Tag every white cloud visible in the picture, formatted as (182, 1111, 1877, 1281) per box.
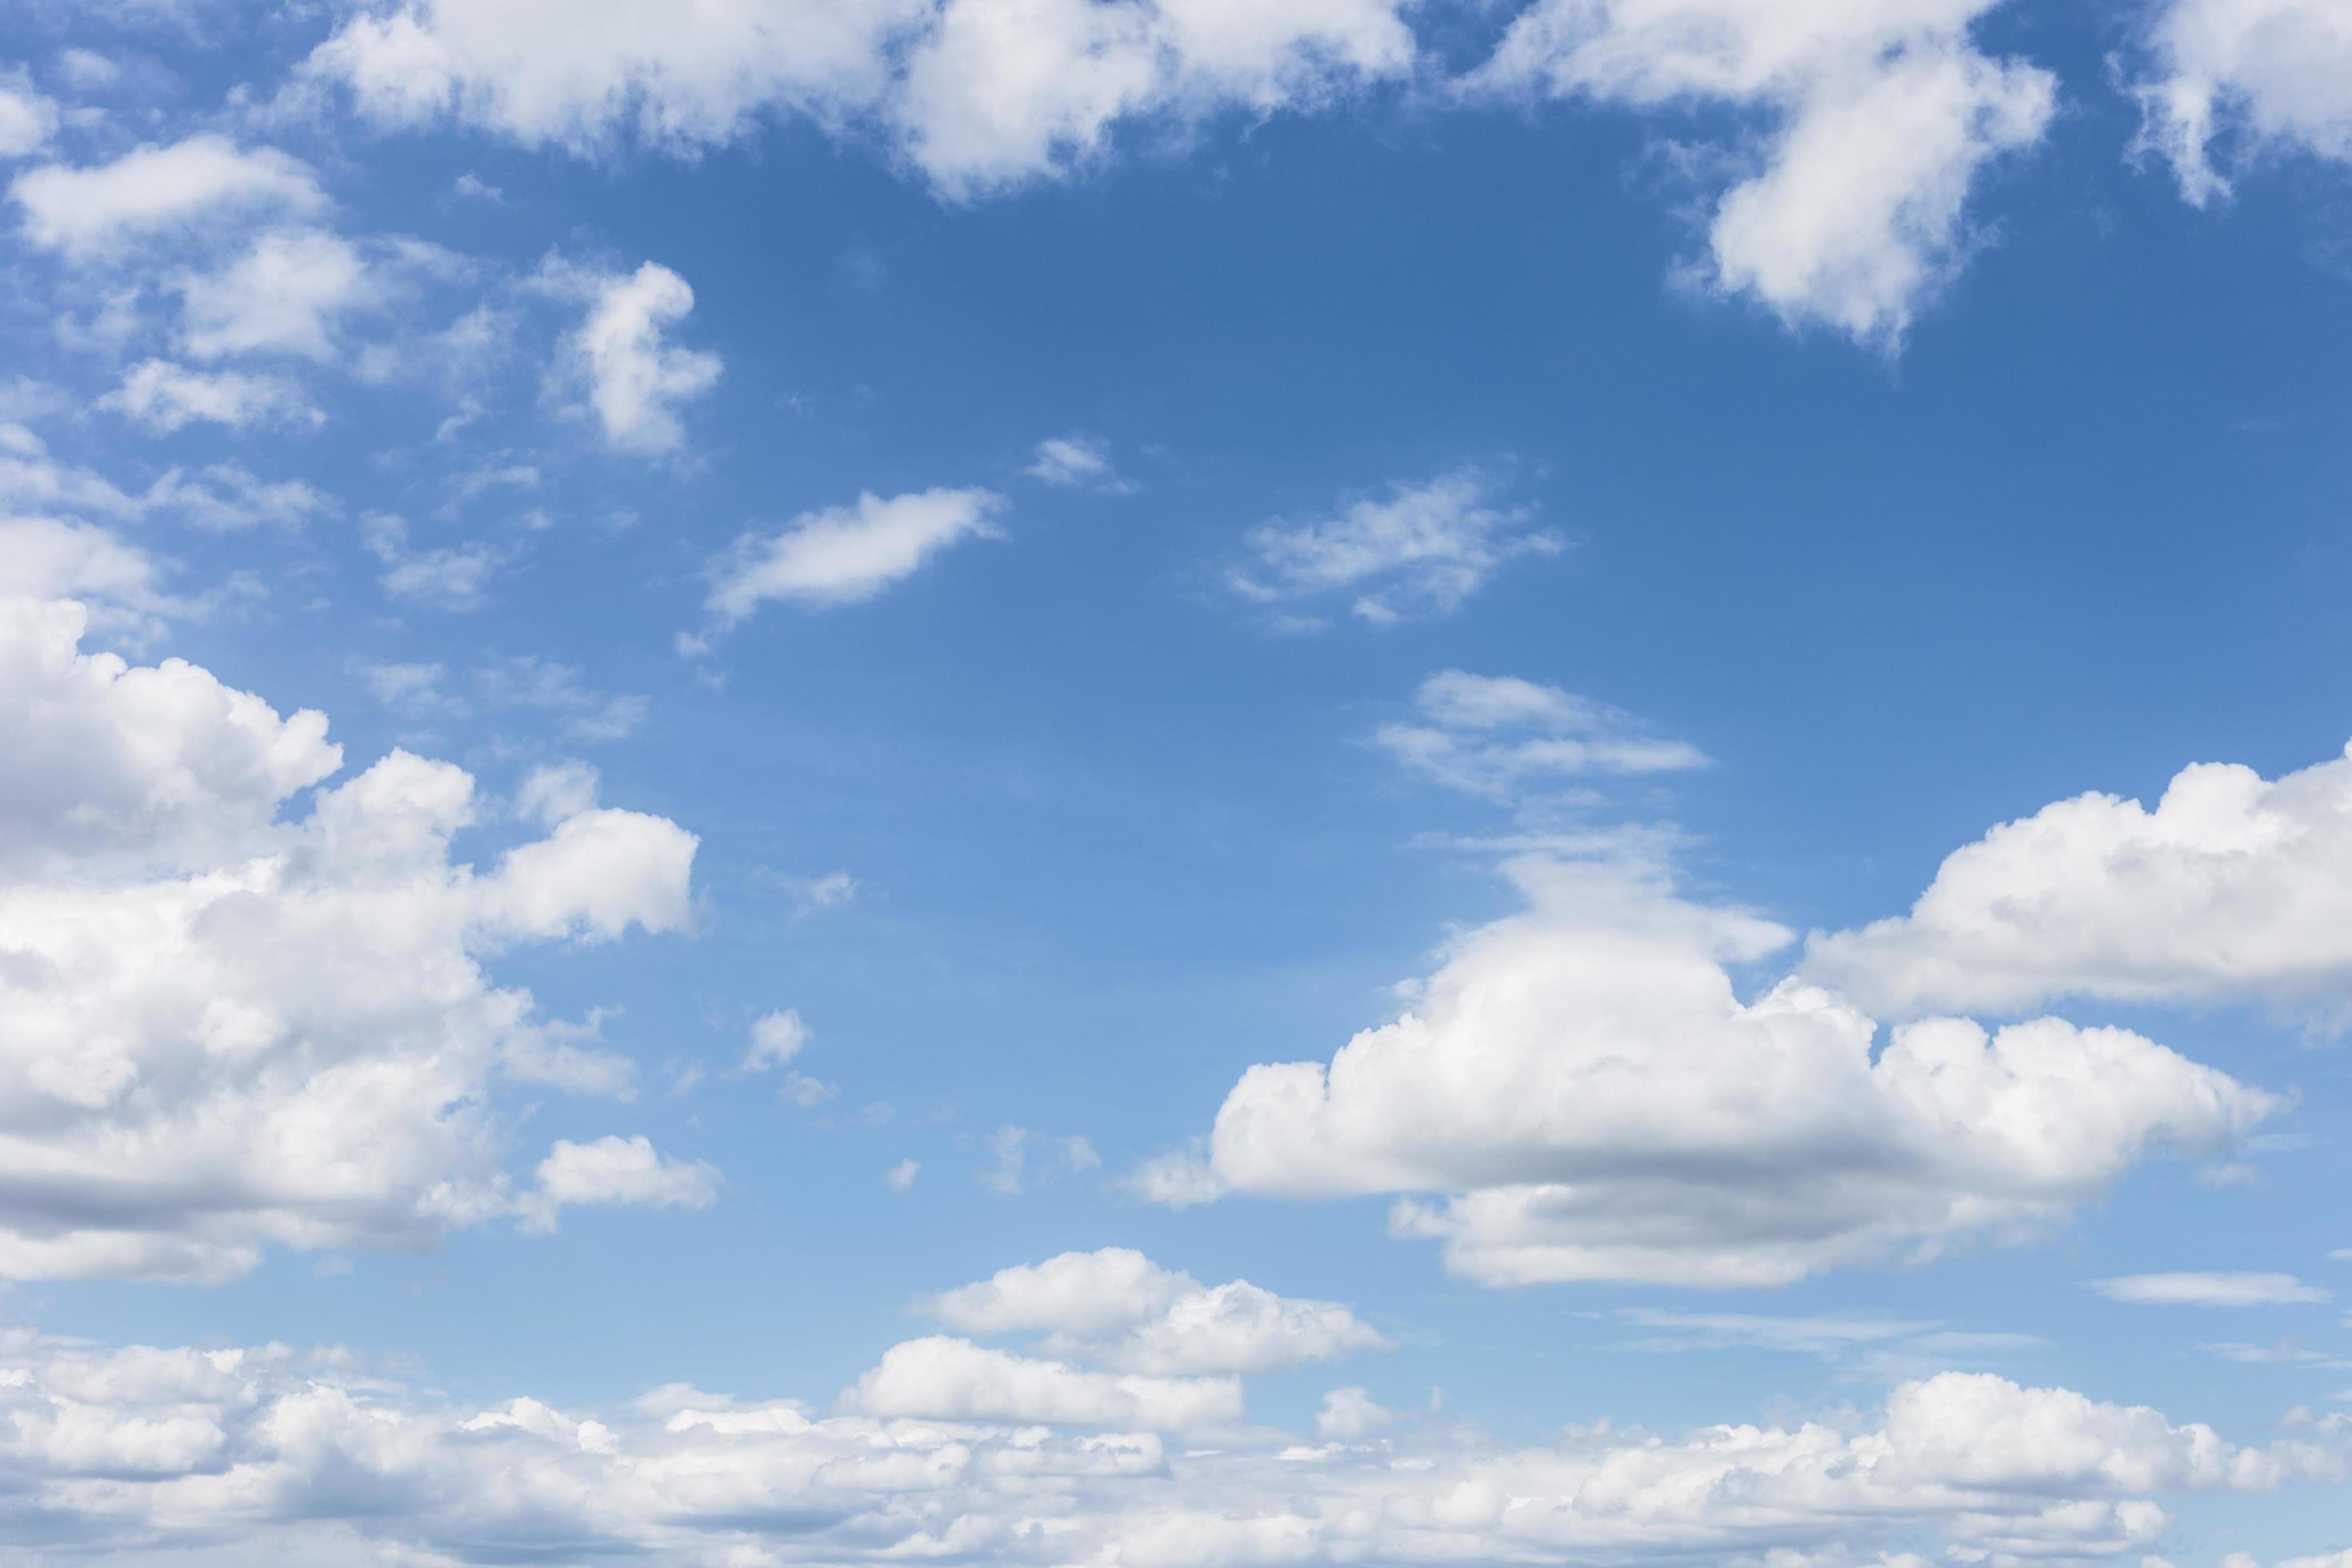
(176, 226, 380, 362)
(1316, 1384, 1393, 1441)
(2093, 1272, 2330, 1307)
(842, 1336, 1245, 1428)
(1375, 670, 1709, 799)
(1150, 853, 2276, 1287)
(10, 134, 325, 257)
(307, 0, 924, 154)
(550, 260, 722, 453)
(883, 1157, 921, 1191)
(518, 1134, 722, 1233)
(0, 594, 705, 1280)
(0, 80, 60, 159)
(99, 358, 321, 432)
(1027, 431, 1135, 492)
(362, 513, 506, 610)
(925, 1247, 1194, 1337)
(706, 486, 1005, 624)
(919, 1247, 1390, 1376)
(743, 1008, 811, 1072)
(892, 0, 1414, 198)
(0, 517, 180, 635)
(306, 0, 1414, 198)
(0, 1328, 2340, 1565)
(1472, 0, 2054, 347)
(1232, 469, 1562, 624)
(2133, 0, 2352, 206)
(1804, 743, 2352, 1020)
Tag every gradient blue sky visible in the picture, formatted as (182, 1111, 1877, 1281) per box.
(0, 2, 2350, 1566)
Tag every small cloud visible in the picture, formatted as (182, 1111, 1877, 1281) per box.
(2090, 1272, 2328, 1307)
(884, 1159, 921, 1193)
(1026, 433, 1137, 494)
(1230, 468, 1561, 626)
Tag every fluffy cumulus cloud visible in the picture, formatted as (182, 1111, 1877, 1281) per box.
(2133, 0, 2352, 205)
(8, 135, 326, 258)
(1804, 743, 2352, 1020)
(0, 1329, 2340, 1565)
(1472, 0, 2054, 347)
(0, 593, 709, 1281)
(1146, 854, 2275, 1287)
(550, 260, 724, 453)
(306, 0, 1414, 197)
(918, 1246, 1390, 1374)
(706, 486, 1006, 624)
(1231, 469, 1562, 626)
(890, 0, 1415, 198)
(1375, 670, 1708, 799)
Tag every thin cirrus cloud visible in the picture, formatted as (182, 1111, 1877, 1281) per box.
(0, 589, 710, 1282)
(1374, 670, 1710, 801)
(1802, 744, 2352, 1020)
(1230, 468, 1562, 626)
(704, 486, 1006, 626)
(1136, 850, 2278, 1288)
(2091, 1272, 2330, 1307)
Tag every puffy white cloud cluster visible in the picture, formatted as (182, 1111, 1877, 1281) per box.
(917, 1246, 1390, 1375)
(1150, 854, 2276, 1286)
(1472, 0, 2055, 347)
(0, 1327, 2338, 1566)
(1231, 469, 1562, 626)
(0, 591, 710, 1281)
(2132, 0, 2352, 205)
(306, 0, 1415, 198)
(1804, 745, 2352, 1019)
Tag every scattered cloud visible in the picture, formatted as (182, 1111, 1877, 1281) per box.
(546, 259, 722, 453)
(706, 486, 1005, 625)
(2093, 1273, 2330, 1308)
(10, 134, 324, 257)
(1231, 469, 1561, 625)
(918, 1246, 1389, 1375)
(1027, 432, 1136, 493)
(1375, 670, 1709, 801)
(99, 358, 321, 432)
(362, 514, 506, 610)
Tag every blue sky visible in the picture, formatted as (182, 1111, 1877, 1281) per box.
(1, 1, 2350, 1565)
